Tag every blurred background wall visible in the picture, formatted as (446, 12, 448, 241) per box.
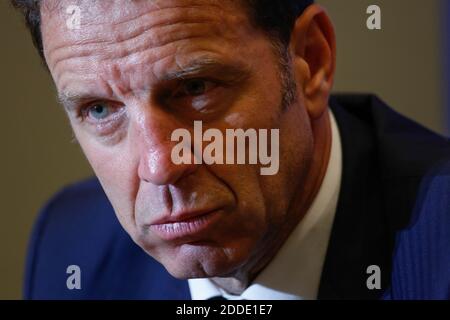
(321, 0, 447, 135)
(0, 0, 448, 299)
(1, 0, 92, 299)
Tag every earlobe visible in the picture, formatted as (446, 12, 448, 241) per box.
(289, 4, 336, 119)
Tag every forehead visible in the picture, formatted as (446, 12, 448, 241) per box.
(41, 0, 249, 37)
(40, 0, 263, 92)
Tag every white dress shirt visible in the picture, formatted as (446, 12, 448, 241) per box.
(189, 110, 343, 300)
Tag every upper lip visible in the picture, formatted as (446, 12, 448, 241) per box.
(150, 208, 221, 225)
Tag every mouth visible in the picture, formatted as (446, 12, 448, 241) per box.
(149, 209, 223, 241)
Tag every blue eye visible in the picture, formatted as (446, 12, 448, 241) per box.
(87, 103, 111, 120)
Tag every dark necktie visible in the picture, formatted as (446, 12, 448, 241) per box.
(207, 296, 228, 300)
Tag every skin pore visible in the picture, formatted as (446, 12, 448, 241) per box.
(40, 0, 335, 295)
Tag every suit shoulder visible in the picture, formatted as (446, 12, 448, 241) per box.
(43, 177, 108, 218)
(28, 177, 116, 244)
(331, 94, 450, 178)
(389, 161, 450, 299)
(24, 177, 120, 299)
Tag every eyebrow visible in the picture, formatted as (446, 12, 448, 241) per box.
(161, 58, 251, 83)
(57, 58, 251, 111)
(57, 92, 102, 112)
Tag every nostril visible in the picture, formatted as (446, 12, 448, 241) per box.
(138, 150, 198, 186)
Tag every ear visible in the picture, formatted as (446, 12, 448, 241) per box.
(289, 4, 336, 120)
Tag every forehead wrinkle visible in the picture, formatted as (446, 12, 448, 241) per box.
(46, 10, 219, 63)
(51, 22, 257, 92)
(52, 33, 220, 88)
(43, 1, 246, 68)
(56, 36, 254, 105)
(58, 75, 115, 106)
(57, 47, 246, 111)
(49, 20, 220, 75)
(46, 9, 253, 85)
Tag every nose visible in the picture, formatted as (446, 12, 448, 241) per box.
(132, 107, 197, 186)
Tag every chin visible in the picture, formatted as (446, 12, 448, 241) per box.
(149, 242, 250, 280)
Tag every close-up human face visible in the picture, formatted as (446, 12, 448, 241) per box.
(41, 0, 315, 280)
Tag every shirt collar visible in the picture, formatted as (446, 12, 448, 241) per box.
(189, 110, 343, 300)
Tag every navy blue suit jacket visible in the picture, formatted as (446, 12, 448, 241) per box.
(24, 94, 450, 300)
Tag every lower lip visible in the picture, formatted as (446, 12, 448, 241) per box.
(149, 210, 222, 241)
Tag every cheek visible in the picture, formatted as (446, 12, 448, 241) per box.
(74, 129, 140, 231)
(270, 105, 314, 214)
(209, 163, 269, 239)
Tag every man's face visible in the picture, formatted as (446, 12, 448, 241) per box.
(41, 0, 314, 279)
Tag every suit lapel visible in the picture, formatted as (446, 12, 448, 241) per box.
(318, 96, 390, 299)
